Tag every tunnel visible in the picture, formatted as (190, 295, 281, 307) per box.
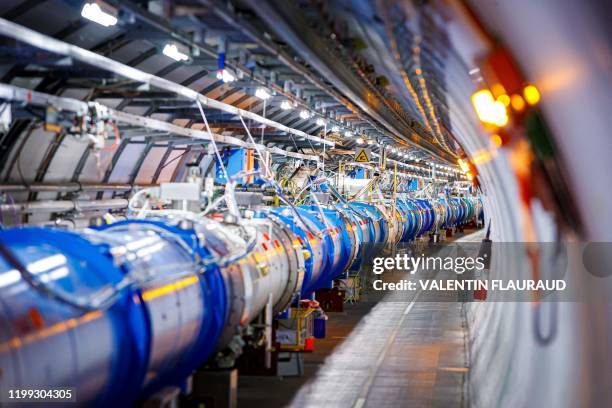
(0, 0, 610, 407)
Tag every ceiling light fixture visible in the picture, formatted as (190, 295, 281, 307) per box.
(163, 43, 189, 62)
(216, 68, 236, 83)
(81, 1, 118, 27)
(255, 87, 272, 100)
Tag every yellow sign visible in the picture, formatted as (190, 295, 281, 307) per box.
(355, 148, 371, 163)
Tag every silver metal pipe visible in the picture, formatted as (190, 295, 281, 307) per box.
(0, 199, 129, 214)
(28, 214, 128, 229)
(0, 183, 144, 193)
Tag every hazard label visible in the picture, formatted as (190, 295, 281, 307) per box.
(355, 148, 372, 163)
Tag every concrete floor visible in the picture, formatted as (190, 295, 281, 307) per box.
(238, 230, 483, 407)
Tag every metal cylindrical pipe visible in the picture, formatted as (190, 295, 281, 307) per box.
(0, 183, 153, 193)
(0, 199, 129, 214)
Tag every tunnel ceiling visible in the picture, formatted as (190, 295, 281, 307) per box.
(0, 0, 467, 190)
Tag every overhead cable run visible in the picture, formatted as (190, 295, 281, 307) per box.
(239, 0, 457, 163)
(196, 0, 395, 144)
(0, 18, 333, 149)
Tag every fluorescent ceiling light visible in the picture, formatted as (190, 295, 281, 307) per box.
(280, 100, 292, 110)
(331, 125, 340, 132)
(255, 87, 272, 100)
(216, 68, 235, 83)
(356, 137, 364, 144)
(316, 118, 326, 126)
(299, 110, 311, 119)
(163, 43, 189, 62)
(81, 1, 118, 27)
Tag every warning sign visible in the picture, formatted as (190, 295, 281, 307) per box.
(355, 148, 372, 163)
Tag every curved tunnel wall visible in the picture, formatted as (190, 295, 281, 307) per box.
(443, 1, 612, 405)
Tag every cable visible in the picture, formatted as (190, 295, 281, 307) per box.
(158, 149, 189, 171)
(261, 99, 266, 144)
(350, 175, 380, 201)
(127, 187, 159, 217)
(102, 122, 120, 152)
(533, 295, 558, 346)
(200, 194, 226, 216)
(239, 116, 273, 177)
(233, 115, 319, 236)
(320, 122, 327, 174)
(223, 180, 241, 221)
(212, 224, 259, 268)
(196, 99, 229, 183)
(532, 235, 562, 346)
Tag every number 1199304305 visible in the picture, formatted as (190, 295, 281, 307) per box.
(4, 388, 75, 403)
